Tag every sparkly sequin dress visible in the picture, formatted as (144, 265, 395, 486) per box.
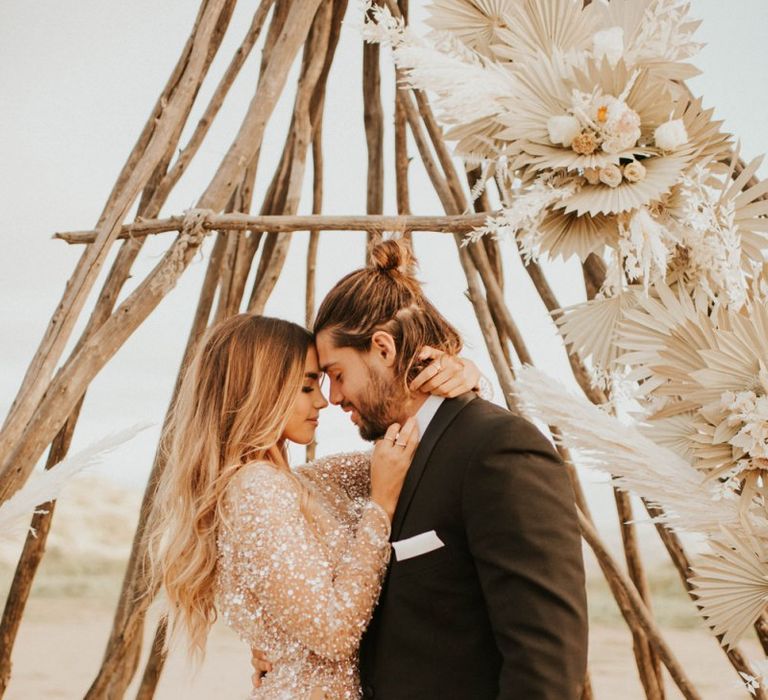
(216, 452, 388, 700)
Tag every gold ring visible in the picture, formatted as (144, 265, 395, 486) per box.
(395, 441, 407, 447)
(382, 436, 396, 442)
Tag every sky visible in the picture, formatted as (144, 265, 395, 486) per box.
(1, 0, 767, 546)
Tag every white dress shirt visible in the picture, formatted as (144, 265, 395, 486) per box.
(413, 394, 445, 438)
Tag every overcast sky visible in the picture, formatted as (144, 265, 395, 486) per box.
(1, 0, 767, 543)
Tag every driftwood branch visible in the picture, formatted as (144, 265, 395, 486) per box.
(578, 509, 702, 700)
(363, 0, 384, 249)
(54, 212, 493, 244)
(0, 4, 239, 689)
(643, 500, 768, 699)
(0, 0, 233, 487)
(85, 232, 228, 698)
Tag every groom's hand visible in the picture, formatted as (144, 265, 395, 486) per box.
(250, 647, 272, 688)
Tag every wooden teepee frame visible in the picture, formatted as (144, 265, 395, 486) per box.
(1, 1, 766, 698)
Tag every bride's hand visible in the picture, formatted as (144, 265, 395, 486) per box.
(410, 345, 481, 398)
(370, 418, 419, 522)
(251, 647, 272, 688)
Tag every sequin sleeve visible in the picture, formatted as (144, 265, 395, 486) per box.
(222, 463, 390, 661)
(296, 451, 372, 501)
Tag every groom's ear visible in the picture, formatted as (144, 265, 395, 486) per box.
(369, 330, 397, 368)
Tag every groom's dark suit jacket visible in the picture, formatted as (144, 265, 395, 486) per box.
(359, 393, 588, 699)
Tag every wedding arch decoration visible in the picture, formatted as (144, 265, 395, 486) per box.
(1, 0, 767, 698)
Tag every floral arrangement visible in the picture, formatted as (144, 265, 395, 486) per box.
(365, 0, 768, 683)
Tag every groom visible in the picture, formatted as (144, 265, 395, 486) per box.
(309, 240, 588, 699)
(252, 240, 588, 697)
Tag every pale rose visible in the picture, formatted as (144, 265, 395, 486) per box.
(584, 167, 601, 185)
(601, 101, 641, 152)
(593, 27, 624, 66)
(623, 161, 647, 183)
(613, 107, 642, 145)
(547, 115, 581, 147)
(591, 96, 641, 153)
(572, 130, 599, 155)
(601, 134, 625, 154)
(599, 164, 623, 188)
(654, 119, 688, 151)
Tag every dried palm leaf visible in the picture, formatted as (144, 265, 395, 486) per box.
(688, 304, 768, 405)
(494, 50, 575, 147)
(536, 208, 617, 260)
(673, 96, 732, 169)
(446, 116, 508, 161)
(490, 0, 601, 64)
(715, 153, 768, 268)
(425, 0, 518, 57)
(513, 366, 744, 535)
(638, 411, 699, 462)
(555, 289, 641, 369)
(690, 527, 768, 648)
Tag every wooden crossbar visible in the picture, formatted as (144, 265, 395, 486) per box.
(53, 212, 496, 244)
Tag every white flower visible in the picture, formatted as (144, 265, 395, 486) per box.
(599, 164, 623, 188)
(547, 115, 582, 147)
(655, 118, 688, 151)
(623, 161, 647, 183)
(593, 27, 625, 66)
(590, 94, 641, 153)
(584, 167, 601, 185)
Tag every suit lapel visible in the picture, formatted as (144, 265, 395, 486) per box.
(390, 392, 476, 541)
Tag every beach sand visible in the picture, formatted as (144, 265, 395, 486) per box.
(0, 479, 761, 698)
(2, 594, 760, 699)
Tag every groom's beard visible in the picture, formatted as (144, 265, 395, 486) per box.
(352, 366, 408, 441)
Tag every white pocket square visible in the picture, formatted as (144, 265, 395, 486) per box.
(392, 530, 445, 562)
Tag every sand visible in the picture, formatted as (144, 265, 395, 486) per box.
(3, 595, 761, 699)
(0, 479, 761, 698)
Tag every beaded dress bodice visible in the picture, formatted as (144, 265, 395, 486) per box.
(216, 452, 387, 699)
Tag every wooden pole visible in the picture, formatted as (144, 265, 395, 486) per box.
(305, 112, 325, 463)
(0, 0, 234, 470)
(248, 0, 340, 313)
(143, 0, 277, 216)
(581, 253, 665, 700)
(135, 618, 168, 700)
(0, 398, 82, 697)
(85, 233, 228, 698)
(0, 3, 242, 688)
(615, 490, 665, 699)
(394, 1, 411, 243)
(578, 510, 702, 700)
(363, 0, 385, 251)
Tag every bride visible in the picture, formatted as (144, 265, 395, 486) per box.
(147, 313, 479, 698)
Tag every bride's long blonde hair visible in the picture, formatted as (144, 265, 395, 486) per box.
(146, 313, 313, 660)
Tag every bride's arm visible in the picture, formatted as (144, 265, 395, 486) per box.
(225, 464, 390, 661)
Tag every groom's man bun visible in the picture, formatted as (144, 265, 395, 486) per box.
(314, 238, 462, 389)
(369, 238, 416, 276)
